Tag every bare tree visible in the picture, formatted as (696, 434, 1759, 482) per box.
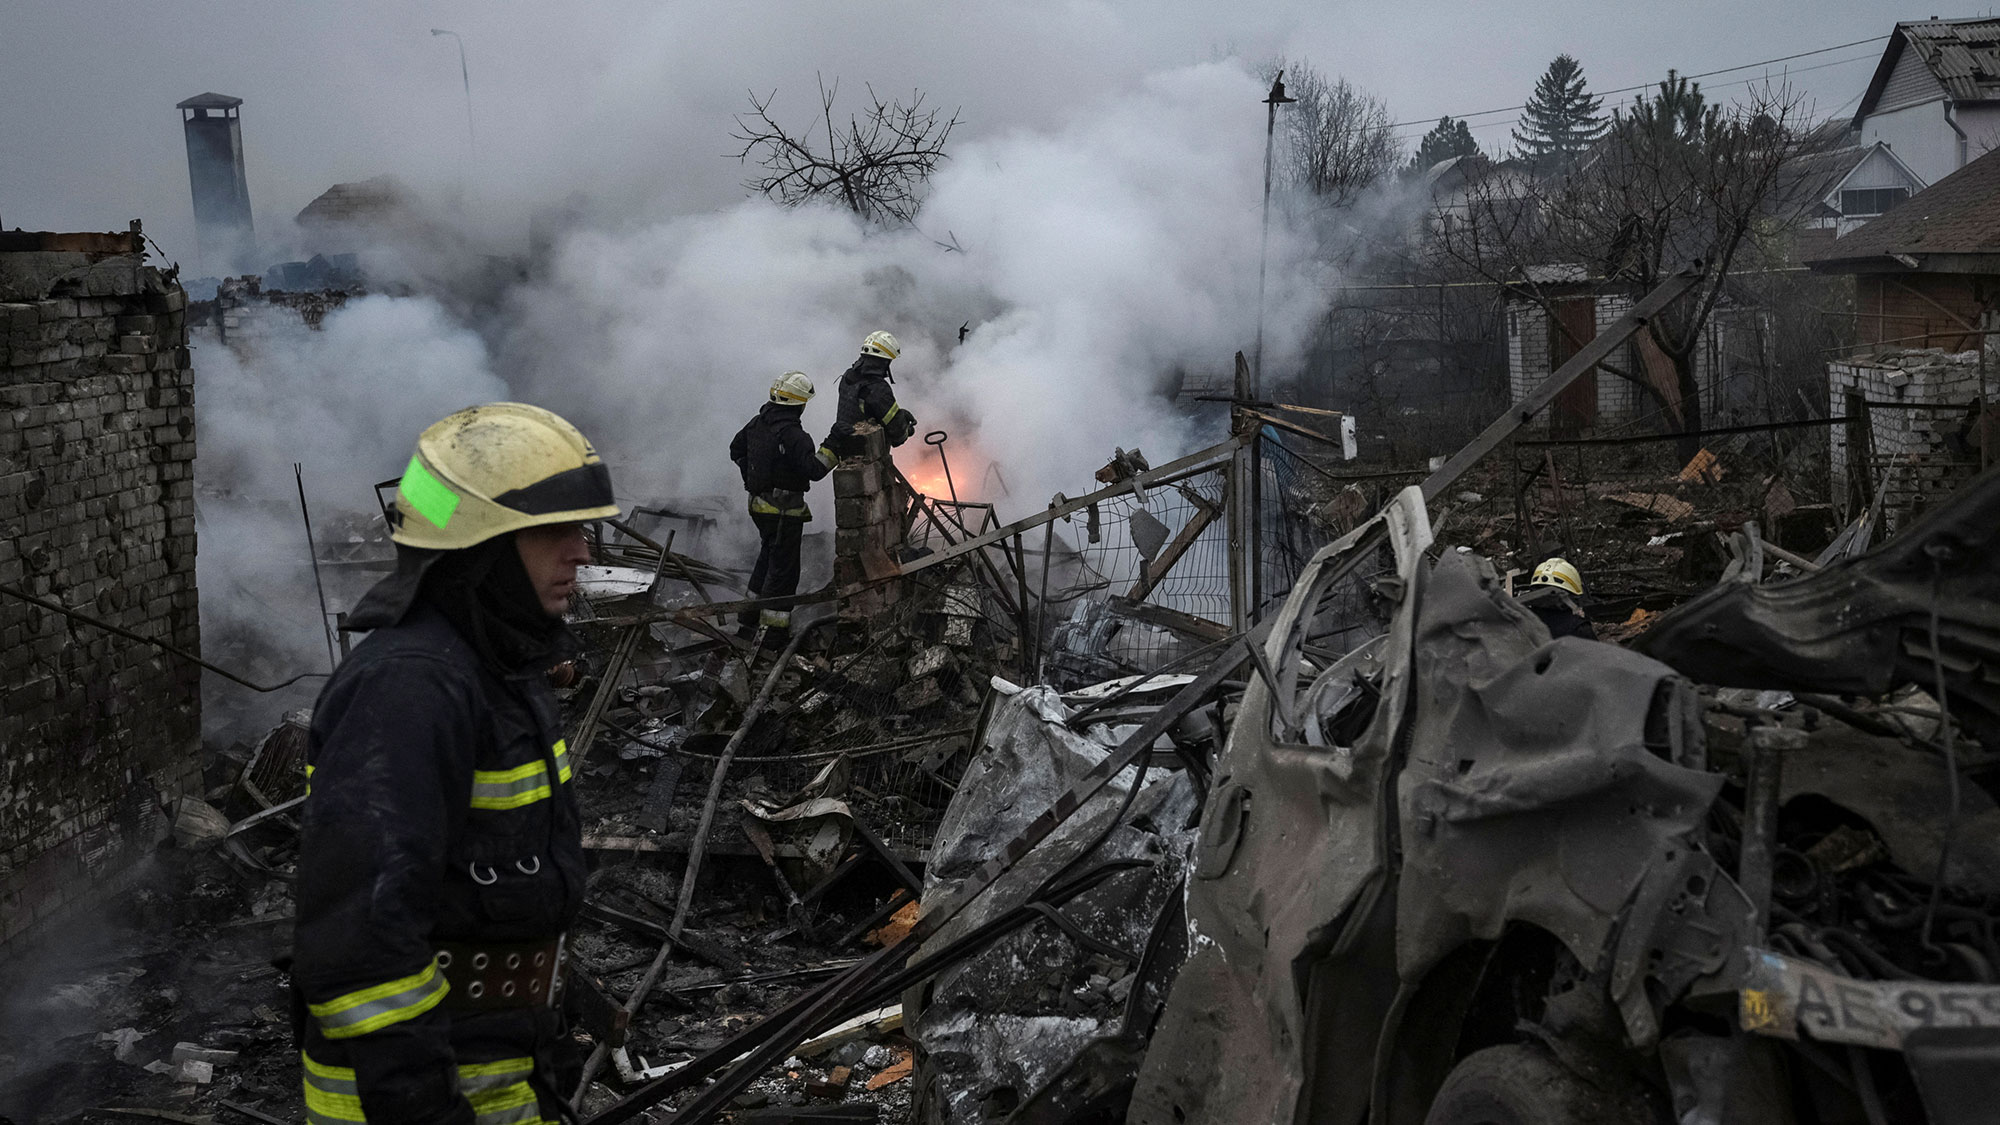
(732, 76, 960, 225)
(1263, 59, 1400, 209)
(1438, 75, 1832, 454)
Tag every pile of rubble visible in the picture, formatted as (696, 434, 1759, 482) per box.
(7, 284, 1997, 1123)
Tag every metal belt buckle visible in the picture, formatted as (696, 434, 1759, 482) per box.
(547, 934, 567, 1010)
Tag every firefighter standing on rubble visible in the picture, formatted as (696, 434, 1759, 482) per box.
(730, 371, 837, 643)
(827, 330, 917, 457)
(1516, 556, 1597, 640)
(293, 402, 618, 1124)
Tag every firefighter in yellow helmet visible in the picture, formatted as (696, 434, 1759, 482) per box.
(294, 403, 618, 1123)
(1516, 556, 1596, 640)
(729, 371, 837, 644)
(828, 329, 917, 458)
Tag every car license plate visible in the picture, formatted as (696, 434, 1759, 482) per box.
(1740, 948, 2000, 1050)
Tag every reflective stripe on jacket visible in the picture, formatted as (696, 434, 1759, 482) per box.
(295, 603, 582, 1119)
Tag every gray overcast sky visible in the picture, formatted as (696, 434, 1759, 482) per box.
(1, 0, 1898, 265)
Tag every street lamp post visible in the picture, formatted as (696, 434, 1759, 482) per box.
(430, 29, 475, 151)
(1252, 73, 1295, 400)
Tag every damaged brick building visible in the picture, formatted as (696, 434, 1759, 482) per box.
(0, 227, 200, 950)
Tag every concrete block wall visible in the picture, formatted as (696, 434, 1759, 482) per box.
(831, 424, 906, 619)
(0, 238, 201, 950)
(212, 275, 355, 344)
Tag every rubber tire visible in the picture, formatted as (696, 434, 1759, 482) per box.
(1423, 1044, 1661, 1125)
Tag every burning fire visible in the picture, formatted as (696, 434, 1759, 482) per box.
(895, 440, 994, 503)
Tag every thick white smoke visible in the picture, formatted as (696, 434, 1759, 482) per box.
(193, 57, 1326, 740)
(194, 297, 510, 738)
(504, 61, 1319, 511)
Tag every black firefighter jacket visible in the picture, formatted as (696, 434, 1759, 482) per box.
(730, 401, 834, 518)
(294, 603, 583, 1123)
(831, 354, 916, 450)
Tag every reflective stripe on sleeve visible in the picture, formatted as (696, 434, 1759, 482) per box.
(307, 959, 449, 1039)
(302, 1053, 365, 1123)
(881, 403, 902, 424)
(816, 446, 837, 469)
(462, 1056, 549, 1124)
(304, 1052, 555, 1125)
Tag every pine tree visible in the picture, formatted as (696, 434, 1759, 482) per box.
(1408, 116, 1481, 173)
(1512, 54, 1606, 172)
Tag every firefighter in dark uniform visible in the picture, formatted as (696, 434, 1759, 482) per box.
(293, 402, 619, 1124)
(1516, 556, 1597, 640)
(729, 371, 836, 643)
(827, 330, 917, 458)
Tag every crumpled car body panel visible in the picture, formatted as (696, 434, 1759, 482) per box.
(1129, 492, 1434, 1125)
(1637, 463, 2000, 745)
(1131, 490, 1730, 1125)
(1395, 553, 1721, 1004)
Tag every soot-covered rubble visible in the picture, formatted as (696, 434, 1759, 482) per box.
(7, 283, 1998, 1125)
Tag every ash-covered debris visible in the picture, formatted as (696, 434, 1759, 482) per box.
(909, 683, 1201, 1125)
(0, 772, 309, 1121)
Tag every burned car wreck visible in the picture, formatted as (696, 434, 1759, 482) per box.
(908, 468, 2000, 1124)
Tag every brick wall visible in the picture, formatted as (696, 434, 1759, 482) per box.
(1505, 291, 1724, 429)
(0, 234, 201, 950)
(1828, 349, 1993, 529)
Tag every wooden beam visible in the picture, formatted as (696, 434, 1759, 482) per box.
(1125, 496, 1224, 601)
(1419, 269, 1700, 505)
(1106, 595, 1231, 643)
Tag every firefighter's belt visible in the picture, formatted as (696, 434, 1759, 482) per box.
(434, 936, 567, 1011)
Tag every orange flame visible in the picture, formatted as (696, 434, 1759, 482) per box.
(896, 442, 989, 503)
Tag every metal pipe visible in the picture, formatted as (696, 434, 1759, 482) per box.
(924, 429, 959, 503)
(294, 463, 337, 672)
(1741, 725, 1805, 936)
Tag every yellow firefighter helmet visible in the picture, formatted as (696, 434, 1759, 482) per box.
(769, 371, 815, 404)
(389, 402, 620, 551)
(1530, 557, 1584, 596)
(862, 330, 901, 360)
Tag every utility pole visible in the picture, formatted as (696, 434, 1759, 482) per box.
(1252, 73, 1296, 400)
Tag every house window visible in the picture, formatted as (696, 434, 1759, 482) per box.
(1840, 187, 1909, 217)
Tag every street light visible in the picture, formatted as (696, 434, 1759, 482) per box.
(430, 29, 475, 151)
(1252, 72, 1295, 400)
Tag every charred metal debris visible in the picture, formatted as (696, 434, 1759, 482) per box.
(10, 272, 1999, 1125)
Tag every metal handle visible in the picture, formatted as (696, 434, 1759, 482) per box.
(924, 430, 948, 446)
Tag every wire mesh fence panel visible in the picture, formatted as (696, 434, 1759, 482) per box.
(1038, 465, 1232, 688)
(1254, 432, 1339, 622)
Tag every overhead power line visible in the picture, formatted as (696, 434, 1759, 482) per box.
(1398, 50, 1883, 139)
(1387, 33, 1890, 131)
